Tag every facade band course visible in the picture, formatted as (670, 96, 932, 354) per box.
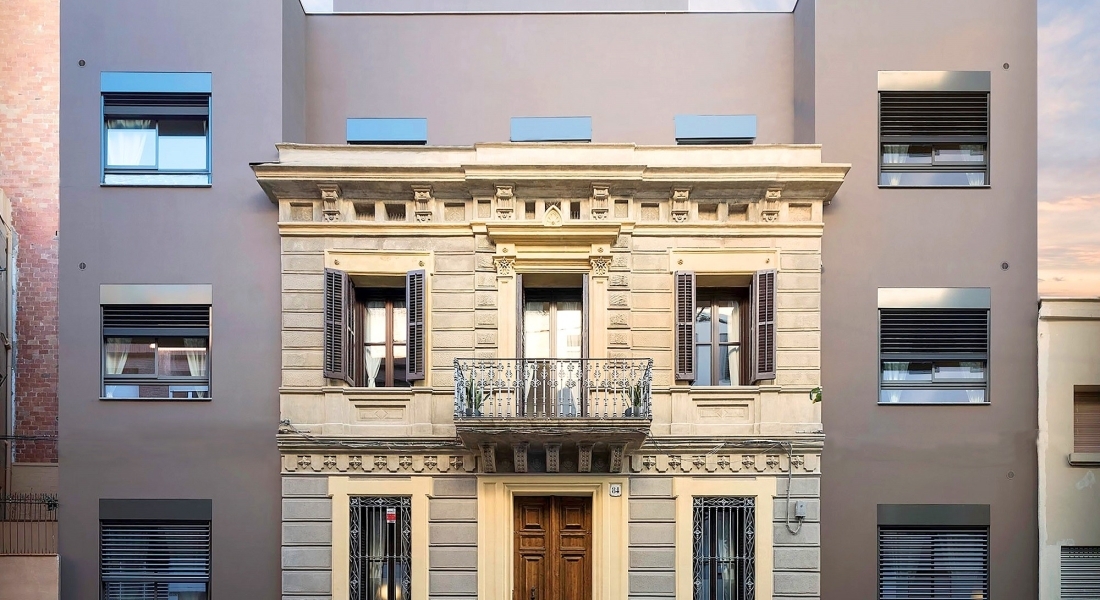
(258, 142, 847, 600)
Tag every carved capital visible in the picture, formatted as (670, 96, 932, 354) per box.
(494, 257, 515, 278)
(590, 256, 612, 278)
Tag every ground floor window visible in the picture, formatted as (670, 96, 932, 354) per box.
(100, 521, 211, 599)
(1061, 546, 1100, 599)
(878, 527, 989, 599)
(693, 496, 756, 600)
(350, 496, 412, 600)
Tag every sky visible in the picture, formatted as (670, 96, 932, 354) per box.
(1038, 1, 1100, 297)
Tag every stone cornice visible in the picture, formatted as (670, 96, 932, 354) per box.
(253, 142, 850, 204)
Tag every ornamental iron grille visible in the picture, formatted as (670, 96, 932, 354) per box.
(693, 497, 755, 600)
(350, 496, 412, 600)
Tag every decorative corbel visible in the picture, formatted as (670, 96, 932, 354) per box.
(495, 185, 515, 220)
(577, 443, 594, 473)
(671, 187, 691, 223)
(545, 443, 561, 473)
(479, 443, 497, 473)
(760, 188, 782, 223)
(513, 442, 529, 473)
(591, 184, 610, 220)
(318, 183, 342, 222)
(609, 443, 626, 473)
(412, 185, 433, 223)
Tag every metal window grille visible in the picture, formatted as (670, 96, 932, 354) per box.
(1062, 546, 1100, 599)
(100, 522, 211, 599)
(350, 496, 411, 600)
(693, 497, 755, 600)
(878, 527, 989, 599)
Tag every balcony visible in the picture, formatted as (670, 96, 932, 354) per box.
(453, 358, 652, 473)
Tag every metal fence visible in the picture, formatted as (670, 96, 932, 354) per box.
(0, 493, 58, 554)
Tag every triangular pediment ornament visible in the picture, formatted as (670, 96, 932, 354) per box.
(543, 204, 563, 227)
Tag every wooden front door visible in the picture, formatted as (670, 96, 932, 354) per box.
(514, 496, 593, 600)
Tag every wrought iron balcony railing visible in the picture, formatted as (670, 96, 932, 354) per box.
(454, 358, 653, 420)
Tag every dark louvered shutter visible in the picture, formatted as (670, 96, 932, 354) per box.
(879, 309, 989, 355)
(1074, 393, 1100, 453)
(878, 528, 989, 600)
(101, 523, 211, 595)
(406, 270, 426, 381)
(674, 271, 696, 381)
(752, 269, 776, 381)
(102, 93, 210, 117)
(101, 305, 210, 336)
(879, 92, 989, 140)
(324, 268, 349, 381)
(1062, 546, 1100, 599)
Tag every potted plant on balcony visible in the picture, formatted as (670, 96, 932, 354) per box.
(623, 383, 644, 417)
(464, 379, 484, 417)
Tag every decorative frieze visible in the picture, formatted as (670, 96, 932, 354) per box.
(630, 452, 819, 474)
(282, 453, 478, 474)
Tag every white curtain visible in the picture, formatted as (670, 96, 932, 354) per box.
(882, 361, 909, 403)
(183, 338, 207, 377)
(105, 338, 131, 375)
(365, 348, 382, 388)
(106, 120, 154, 166)
(882, 144, 908, 186)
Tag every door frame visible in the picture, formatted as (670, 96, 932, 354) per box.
(478, 476, 628, 600)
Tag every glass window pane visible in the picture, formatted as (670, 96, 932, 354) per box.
(365, 302, 387, 344)
(933, 361, 986, 381)
(105, 337, 155, 375)
(716, 302, 738, 344)
(158, 133, 207, 171)
(695, 345, 712, 385)
(157, 337, 208, 377)
(720, 345, 740, 386)
(166, 582, 208, 600)
(881, 361, 932, 382)
(933, 143, 986, 163)
(393, 346, 410, 387)
(392, 304, 407, 343)
(103, 384, 140, 399)
(880, 171, 986, 186)
(106, 121, 156, 167)
(365, 345, 386, 387)
(168, 385, 210, 399)
(880, 388, 986, 404)
(557, 301, 583, 359)
(524, 301, 551, 359)
(695, 305, 712, 343)
(882, 144, 932, 165)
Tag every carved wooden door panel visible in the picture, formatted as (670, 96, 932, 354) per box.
(514, 496, 592, 600)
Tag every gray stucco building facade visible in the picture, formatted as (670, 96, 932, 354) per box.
(58, 1, 1037, 599)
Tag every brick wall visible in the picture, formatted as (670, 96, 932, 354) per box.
(0, 1, 60, 463)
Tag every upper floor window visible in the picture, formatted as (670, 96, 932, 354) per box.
(101, 72, 212, 186)
(1074, 389, 1100, 453)
(325, 269, 425, 387)
(693, 497, 755, 600)
(878, 288, 990, 404)
(676, 270, 775, 386)
(102, 304, 211, 400)
(510, 116, 592, 142)
(347, 118, 427, 145)
(878, 71, 990, 187)
(675, 114, 756, 145)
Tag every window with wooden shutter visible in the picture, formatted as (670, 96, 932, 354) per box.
(324, 268, 349, 382)
(1062, 546, 1100, 599)
(675, 271, 696, 381)
(879, 308, 989, 404)
(878, 527, 989, 600)
(879, 91, 989, 187)
(1074, 391, 1100, 453)
(405, 270, 426, 381)
(101, 304, 211, 400)
(751, 269, 776, 382)
(101, 522, 211, 599)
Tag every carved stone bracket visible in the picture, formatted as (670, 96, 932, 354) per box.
(412, 185, 433, 223)
(318, 183, 342, 222)
(591, 185, 610, 220)
(495, 185, 515, 220)
(760, 188, 782, 222)
(609, 443, 626, 473)
(545, 443, 561, 473)
(480, 443, 497, 473)
(513, 442, 529, 473)
(671, 187, 691, 223)
(577, 443, 594, 473)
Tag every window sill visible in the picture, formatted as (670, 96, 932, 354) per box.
(100, 396, 212, 402)
(102, 173, 211, 187)
(1068, 453, 1100, 466)
(877, 401, 989, 406)
(877, 185, 990, 190)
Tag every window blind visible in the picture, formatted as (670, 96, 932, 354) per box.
(878, 527, 989, 600)
(1062, 546, 1100, 599)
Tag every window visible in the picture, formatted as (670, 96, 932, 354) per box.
(325, 269, 425, 387)
(692, 497, 755, 600)
(101, 72, 212, 186)
(101, 521, 211, 600)
(510, 116, 592, 142)
(1074, 391, 1100, 453)
(676, 270, 775, 385)
(346, 118, 427, 145)
(878, 73, 990, 187)
(1061, 546, 1100, 599)
(878, 527, 989, 599)
(102, 304, 210, 400)
(350, 496, 411, 600)
(675, 114, 756, 145)
(879, 308, 989, 404)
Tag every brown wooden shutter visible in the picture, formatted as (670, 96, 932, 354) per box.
(752, 269, 777, 382)
(1075, 392, 1100, 453)
(405, 270, 426, 381)
(323, 268, 349, 381)
(674, 271, 696, 381)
